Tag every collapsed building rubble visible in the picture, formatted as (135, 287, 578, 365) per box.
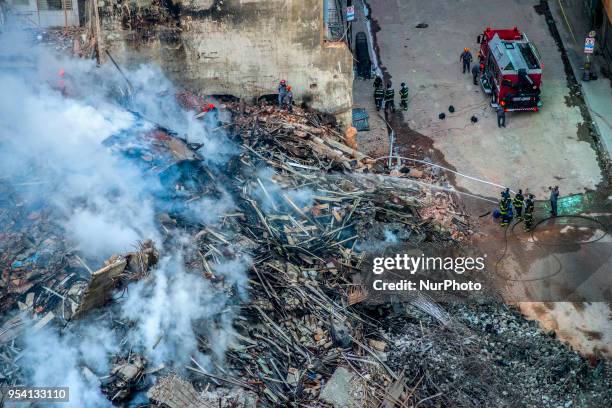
(1, 94, 610, 408)
(101, 353, 146, 401)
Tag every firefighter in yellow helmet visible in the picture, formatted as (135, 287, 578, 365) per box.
(460, 47, 473, 74)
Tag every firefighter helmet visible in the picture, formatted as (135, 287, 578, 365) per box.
(280, 79, 286, 85)
(286, 85, 292, 91)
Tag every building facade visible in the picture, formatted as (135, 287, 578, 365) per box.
(4, 0, 79, 27)
(98, 0, 354, 126)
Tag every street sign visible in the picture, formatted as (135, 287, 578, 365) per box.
(346, 5, 355, 22)
(584, 37, 595, 54)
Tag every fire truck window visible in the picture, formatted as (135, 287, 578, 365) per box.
(504, 43, 515, 49)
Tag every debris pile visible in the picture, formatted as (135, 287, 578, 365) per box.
(384, 302, 611, 407)
(1, 98, 610, 407)
(101, 354, 146, 402)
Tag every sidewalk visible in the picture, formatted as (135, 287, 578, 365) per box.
(550, 0, 612, 168)
(349, 0, 389, 158)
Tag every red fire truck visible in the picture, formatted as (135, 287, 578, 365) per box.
(477, 27, 543, 112)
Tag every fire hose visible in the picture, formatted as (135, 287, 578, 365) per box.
(495, 214, 609, 282)
(373, 155, 514, 199)
(369, 156, 609, 283)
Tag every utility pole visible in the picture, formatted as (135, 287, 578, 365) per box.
(62, 0, 68, 33)
(582, 31, 596, 81)
(92, 0, 104, 63)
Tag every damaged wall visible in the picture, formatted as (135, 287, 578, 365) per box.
(98, 0, 354, 126)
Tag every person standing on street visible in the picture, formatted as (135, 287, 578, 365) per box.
(497, 106, 506, 128)
(471, 63, 480, 85)
(513, 189, 525, 220)
(499, 192, 510, 227)
(549, 186, 559, 217)
(384, 83, 395, 113)
(502, 188, 511, 201)
(524, 194, 535, 231)
(399, 82, 409, 111)
(460, 48, 473, 74)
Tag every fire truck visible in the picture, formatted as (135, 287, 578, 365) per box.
(477, 27, 543, 112)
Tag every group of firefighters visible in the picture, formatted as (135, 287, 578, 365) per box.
(460, 47, 507, 127)
(497, 186, 560, 231)
(372, 76, 409, 113)
(276, 77, 410, 115)
(498, 188, 535, 231)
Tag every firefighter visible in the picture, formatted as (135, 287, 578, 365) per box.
(502, 187, 511, 201)
(399, 82, 409, 111)
(384, 83, 395, 112)
(460, 47, 473, 74)
(283, 85, 294, 112)
(499, 192, 510, 227)
(505, 194, 513, 223)
(374, 85, 385, 111)
(471, 63, 480, 85)
(513, 189, 525, 220)
(524, 194, 535, 231)
(278, 79, 287, 107)
(497, 106, 506, 128)
(373, 76, 383, 90)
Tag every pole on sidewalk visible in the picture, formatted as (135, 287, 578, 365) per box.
(582, 31, 596, 82)
(582, 54, 591, 81)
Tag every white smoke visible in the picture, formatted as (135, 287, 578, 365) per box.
(183, 190, 237, 225)
(254, 167, 315, 213)
(123, 64, 236, 163)
(0, 24, 250, 406)
(0, 69, 160, 260)
(21, 323, 118, 408)
(384, 229, 399, 243)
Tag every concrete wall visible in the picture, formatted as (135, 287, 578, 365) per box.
(98, 0, 354, 126)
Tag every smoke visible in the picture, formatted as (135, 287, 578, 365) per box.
(120, 255, 235, 366)
(0, 24, 250, 405)
(0, 60, 160, 260)
(254, 167, 315, 213)
(384, 229, 399, 243)
(182, 190, 237, 225)
(123, 64, 236, 163)
(355, 228, 401, 252)
(21, 323, 118, 408)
